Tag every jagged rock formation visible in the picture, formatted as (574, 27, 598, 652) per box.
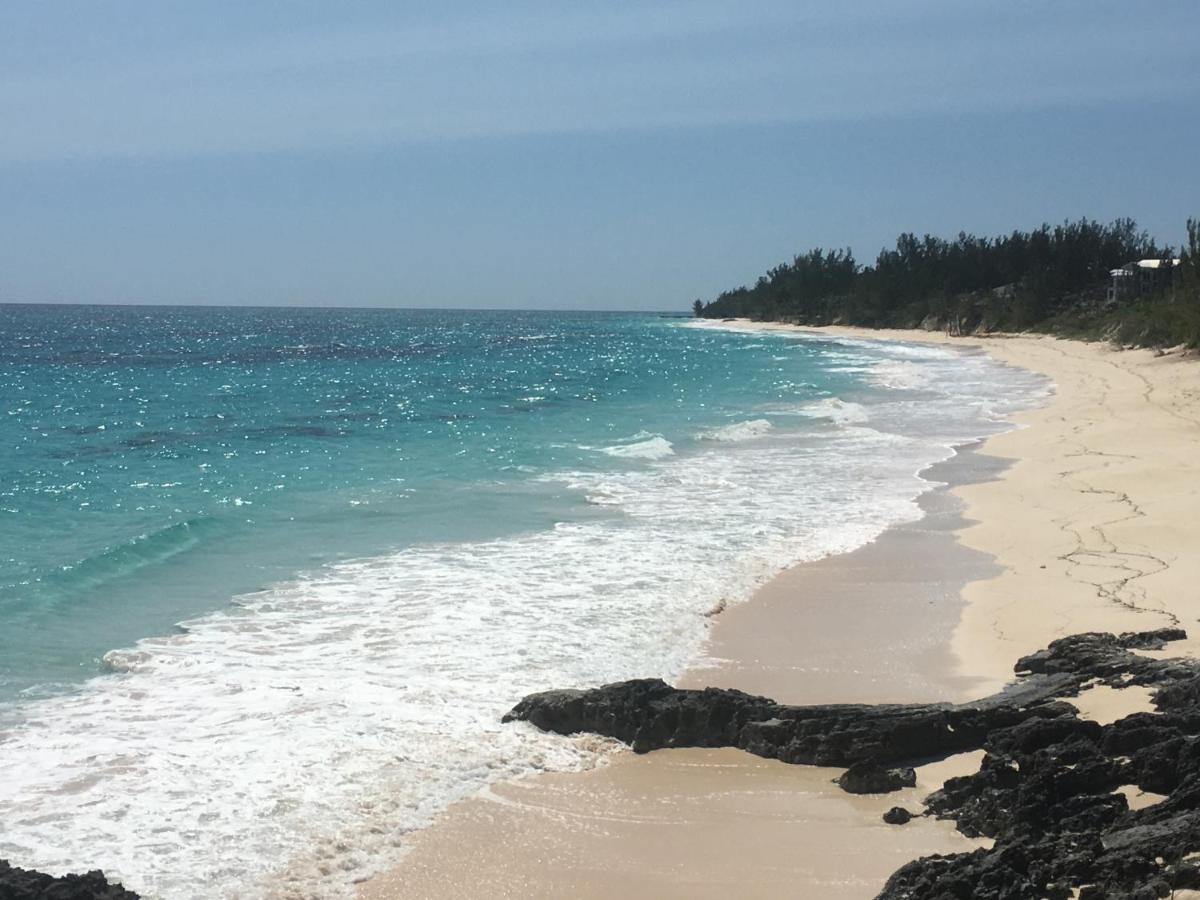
(0, 861, 138, 899)
(504, 669, 1073, 767)
(506, 628, 1200, 899)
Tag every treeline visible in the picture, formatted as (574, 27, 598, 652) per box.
(694, 218, 1200, 347)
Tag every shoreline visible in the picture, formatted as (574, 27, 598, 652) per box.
(678, 442, 1009, 705)
(359, 325, 1200, 899)
(357, 442, 1010, 899)
(704, 320, 1200, 691)
(807, 324, 1200, 690)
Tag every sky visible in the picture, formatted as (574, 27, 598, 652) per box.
(1, 1, 1198, 311)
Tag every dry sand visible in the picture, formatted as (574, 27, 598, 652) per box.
(815, 326, 1200, 693)
(360, 326, 1200, 899)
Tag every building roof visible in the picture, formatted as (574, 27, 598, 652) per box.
(1111, 259, 1182, 278)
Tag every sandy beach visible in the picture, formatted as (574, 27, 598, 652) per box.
(359, 326, 1200, 900)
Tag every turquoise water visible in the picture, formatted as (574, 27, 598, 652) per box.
(0, 305, 854, 697)
(0, 305, 1047, 898)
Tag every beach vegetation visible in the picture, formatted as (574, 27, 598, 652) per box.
(694, 217, 1200, 348)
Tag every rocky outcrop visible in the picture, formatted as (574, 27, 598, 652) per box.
(878, 630, 1200, 900)
(504, 669, 1073, 769)
(508, 628, 1200, 899)
(0, 861, 138, 899)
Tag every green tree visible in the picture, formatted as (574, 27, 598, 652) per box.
(695, 217, 1171, 333)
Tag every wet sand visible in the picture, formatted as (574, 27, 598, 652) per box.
(360, 749, 987, 900)
(680, 446, 1009, 705)
(360, 450, 1006, 899)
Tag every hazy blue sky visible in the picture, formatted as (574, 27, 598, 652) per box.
(2, 1, 1198, 310)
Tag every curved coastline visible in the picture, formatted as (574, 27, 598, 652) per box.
(358, 326, 1200, 899)
(356, 326, 1119, 899)
(1, 317, 1037, 899)
(14, 325, 1191, 898)
(357, 447, 1012, 899)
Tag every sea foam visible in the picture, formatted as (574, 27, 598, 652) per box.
(0, 433, 933, 899)
(596, 433, 676, 459)
(797, 397, 872, 425)
(696, 419, 774, 442)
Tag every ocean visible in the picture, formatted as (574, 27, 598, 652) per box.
(0, 304, 1047, 898)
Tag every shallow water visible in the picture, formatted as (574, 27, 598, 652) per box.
(0, 306, 1047, 897)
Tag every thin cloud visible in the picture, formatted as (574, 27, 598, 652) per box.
(0, 1, 1196, 162)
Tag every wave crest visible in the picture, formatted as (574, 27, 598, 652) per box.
(45, 517, 222, 598)
(696, 419, 773, 443)
(597, 434, 675, 460)
(797, 398, 870, 425)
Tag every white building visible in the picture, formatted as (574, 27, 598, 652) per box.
(1107, 259, 1181, 303)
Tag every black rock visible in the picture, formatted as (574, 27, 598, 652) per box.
(884, 807, 914, 825)
(504, 677, 1063, 768)
(838, 762, 917, 794)
(0, 861, 139, 899)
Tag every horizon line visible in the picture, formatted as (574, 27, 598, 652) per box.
(0, 299, 686, 315)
